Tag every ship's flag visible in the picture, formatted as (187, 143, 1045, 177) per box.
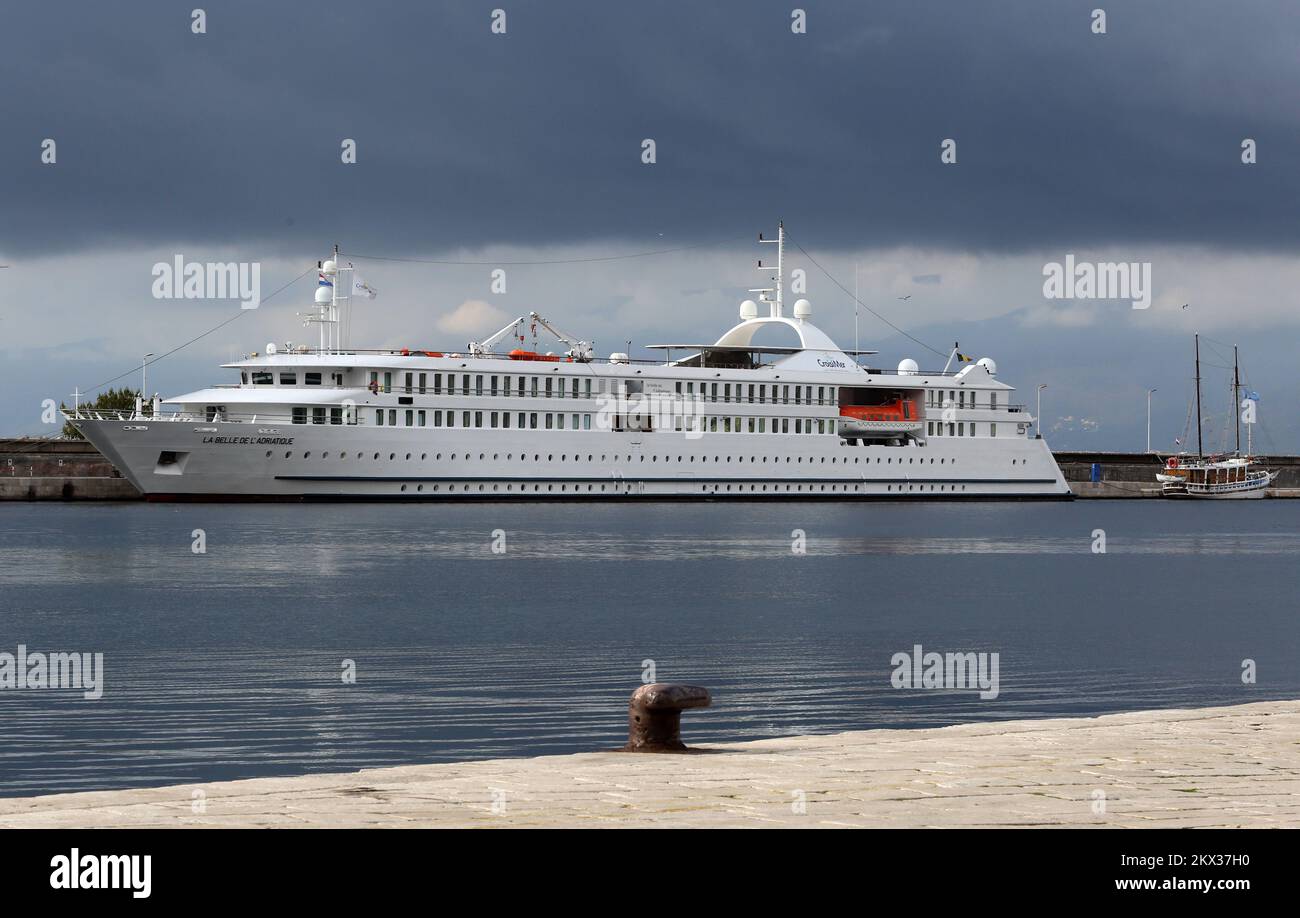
(318, 272, 333, 287)
(350, 272, 377, 300)
(956, 352, 973, 362)
(1245, 389, 1260, 401)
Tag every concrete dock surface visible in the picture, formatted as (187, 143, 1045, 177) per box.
(0, 700, 1294, 828)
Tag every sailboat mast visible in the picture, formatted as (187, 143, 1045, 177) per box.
(1194, 334, 1203, 457)
(1233, 345, 1241, 455)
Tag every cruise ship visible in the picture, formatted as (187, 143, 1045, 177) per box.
(67, 225, 1070, 500)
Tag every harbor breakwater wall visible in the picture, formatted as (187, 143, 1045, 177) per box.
(4, 438, 1300, 500)
(0, 438, 140, 500)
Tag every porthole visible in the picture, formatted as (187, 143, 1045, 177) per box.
(322, 452, 329, 459)
(265, 450, 272, 458)
(400, 484, 407, 492)
(405, 452, 412, 460)
(285, 451, 293, 459)
(421, 453, 427, 460)
(417, 484, 424, 492)
(389, 453, 395, 461)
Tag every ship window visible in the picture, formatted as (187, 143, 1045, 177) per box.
(462, 411, 470, 427)
(280, 372, 297, 385)
(419, 373, 427, 394)
(545, 378, 553, 398)
(490, 411, 498, 428)
(475, 411, 483, 427)
(584, 379, 592, 398)
(388, 409, 397, 426)
(252, 371, 273, 385)
(990, 423, 997, 437)
(529, 413, 538, 429)
(502, 412, 511, 428)
(331, 408, 343, 425)
(583, 414, 591, 429)
(557, 414, 565, 430)
(374, 410, 383, 426)
(928, 421, 935, 436)
(517, 377, 526, 397)
(959, 422, 965, 436)
(433, 373, 442, 394)
(517, 412, 525, 427)
(404, 372, 413, 393)
(293, 406, 308, 424)
(241, 372, 249, 385)
(476, 375, 484, 396)
(405, 409, 414, 426)
(990, 392, 998, 409)
(793, 386, 800, 405)
(531, 377, 539, 397)
(418, 410, 426, 427)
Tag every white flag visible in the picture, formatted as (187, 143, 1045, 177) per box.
(350, 273, 377, 300)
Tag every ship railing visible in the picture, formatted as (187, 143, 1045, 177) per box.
(63, 408, 370, 426)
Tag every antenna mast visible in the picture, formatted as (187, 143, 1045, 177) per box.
(754, 221, 785, 318)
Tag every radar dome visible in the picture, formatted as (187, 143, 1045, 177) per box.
(793, 298, 812, 320)
(314, 286, 332, 306)
(739, 299, 759, 320)
(897, 358, 919, 376)
(976, 357, 997, 376)
(321, 259, 338, 276)
(266, 342, 278, 355)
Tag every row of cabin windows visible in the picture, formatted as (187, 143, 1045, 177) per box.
(361, 372, 839, 405)
(926, 389, 998, 410)
(928, 421, 997, 437)
(671, 416, 835, 435)
(247, 371, 342, 386)
(673, 381, 836, 406)
(291, 406, 358, 425)
(375, 409, 596, 430)
(372, 372, 597, 398)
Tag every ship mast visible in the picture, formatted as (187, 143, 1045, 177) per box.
(1194, 333, 1203, 457)
(1233, 344, 1241, 455)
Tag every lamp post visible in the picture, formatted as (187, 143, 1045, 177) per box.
(1146, 387, 1157, 453)
(1036, 384, 1047, 440)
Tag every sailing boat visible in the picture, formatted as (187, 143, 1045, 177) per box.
(1156, 335, 1276, 498)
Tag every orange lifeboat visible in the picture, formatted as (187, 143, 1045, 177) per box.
(509, 349, 560, 362)
(838, 397, 921, 436)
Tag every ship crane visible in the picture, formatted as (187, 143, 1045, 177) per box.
(468, 311, 594, 361)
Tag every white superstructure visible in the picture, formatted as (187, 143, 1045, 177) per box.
(68, 226, 1069, 500)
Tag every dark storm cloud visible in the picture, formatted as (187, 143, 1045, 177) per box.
(2, 0, 1298, 257)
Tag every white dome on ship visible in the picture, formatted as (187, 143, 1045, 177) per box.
(793, 298, 812, 321)
(321, 259, 338, 276)
(739, 299, 759, 320)
(897, 358, 919, 376)
(265, 342, 277, 355)
(976, 357, 997, 376)
(314, 286, 332, 306)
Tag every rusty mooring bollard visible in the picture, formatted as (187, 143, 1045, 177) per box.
(624, 683, 711, 752)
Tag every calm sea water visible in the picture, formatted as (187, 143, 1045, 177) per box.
(1, 500, 1297, 797)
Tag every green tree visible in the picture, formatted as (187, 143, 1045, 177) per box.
(61, 387, 141, 438)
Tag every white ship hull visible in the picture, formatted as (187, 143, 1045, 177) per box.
(76, 417, 1068, 500)
(69, 226, 1071, 501)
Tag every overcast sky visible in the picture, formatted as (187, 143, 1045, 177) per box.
(2, 1, 1299, 450)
